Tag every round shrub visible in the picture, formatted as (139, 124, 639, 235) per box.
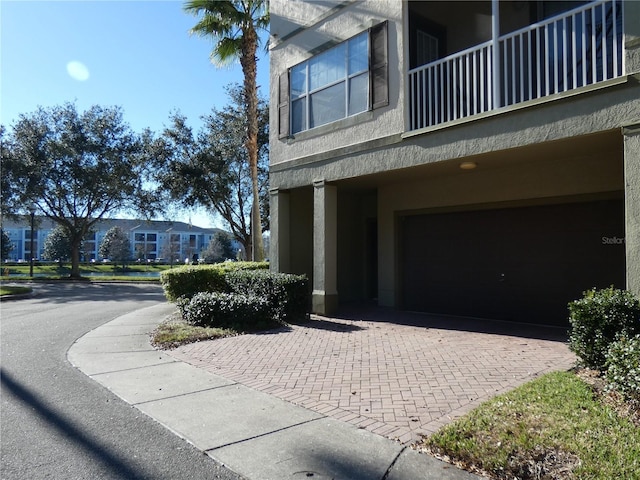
(568, 287, 640, 370)
(179, 291, 273, 330)
(605, 334, 640, 401)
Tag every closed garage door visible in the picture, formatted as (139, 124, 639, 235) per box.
(400, 199, 625, 326)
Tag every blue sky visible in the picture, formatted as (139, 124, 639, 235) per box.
(1, 0, 270, 228)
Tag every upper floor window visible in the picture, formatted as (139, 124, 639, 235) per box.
(290, 32, 369, 134)
(278, 21, 388, 138)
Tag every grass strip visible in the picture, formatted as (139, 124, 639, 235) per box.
(151, 320, 237, 349)
(421, 371, 639, 479)
(2, 264, 171, 275)
(0, 285, 32, 296)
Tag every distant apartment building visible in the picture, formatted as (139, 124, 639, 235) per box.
(2, 217, 235, 263)
(269, 0, 640, 325)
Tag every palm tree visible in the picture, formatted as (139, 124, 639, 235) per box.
(184, 0, 269, 261)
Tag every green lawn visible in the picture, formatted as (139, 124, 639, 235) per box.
(0, 285, 32, 296)
(2, 263, 172, 275)
(419, 371, 639, 479)
(0, 262, 172, 281)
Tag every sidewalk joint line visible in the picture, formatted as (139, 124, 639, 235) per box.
(133, 382, 241, 405)
(78, 349, 157, 354)
(87, 360, 180, 376)
(203, 417, 325, 452)
(82, 331, 156, 336)
(381, 446, 407, 480)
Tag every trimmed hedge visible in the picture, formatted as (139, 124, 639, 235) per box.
(226, 270, 310, 324)
(568, 287, 640, 370)
(178, 291, 273, 331)
(163, 262, 310, 329)
(160, 261, 268, 302)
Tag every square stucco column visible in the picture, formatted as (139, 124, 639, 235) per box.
(313, 179, 338, 315)
(624, 125, 640, 297)
(269, 188, 290, 273)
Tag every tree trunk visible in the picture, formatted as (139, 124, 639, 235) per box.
(70, 239, 81, 278)
(240, 26, 264, 262)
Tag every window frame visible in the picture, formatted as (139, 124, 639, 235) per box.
(290, 31, 370, 134)
(278, 21, 388, 139)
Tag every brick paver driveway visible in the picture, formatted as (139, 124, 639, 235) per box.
(168, 307, 576, 444)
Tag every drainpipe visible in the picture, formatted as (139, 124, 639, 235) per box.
(492, 0, 501, 109)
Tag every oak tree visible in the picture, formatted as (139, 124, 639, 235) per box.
(1, 103, 158, 278)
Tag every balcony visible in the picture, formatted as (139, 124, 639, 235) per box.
(408, 0, 624, 131)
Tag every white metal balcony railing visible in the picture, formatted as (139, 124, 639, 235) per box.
(408, 0, 624, 131)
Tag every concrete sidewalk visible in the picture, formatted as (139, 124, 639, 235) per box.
(68, 303, 481, 480)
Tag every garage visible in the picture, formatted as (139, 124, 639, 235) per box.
(400, 198, 626, 326)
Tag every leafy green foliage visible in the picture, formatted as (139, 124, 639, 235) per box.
(200, 231, 236, 263)
(0, 229, 12, 260)
(161, 265, 229, 302)
(178, 291, 274, 331)
(152, 85, 268, 258)
(183, 0, 269, 67)
(568, 287, 640, 370)
(159, 261, 267, 301)
(606, 334, 640, 402)
(226, 270, 309, 324)
(181, 0, 269, 260)
(42, 225, 73, 265)
(2, 102, 160, 277)
(99, 226, 131, 268)
(163, 262, 308, 330)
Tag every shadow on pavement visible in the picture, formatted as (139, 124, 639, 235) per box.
(0, 367, 151, 480)
(22, 282, 166, 305)
(332, 303, 570, 342)
(302, 318, 365, 333)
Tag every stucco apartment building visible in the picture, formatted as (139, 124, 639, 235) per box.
(268, 0, 640, 326)
(3, 217, 225, 264)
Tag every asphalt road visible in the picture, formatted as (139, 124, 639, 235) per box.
(1, 282, 244, 480)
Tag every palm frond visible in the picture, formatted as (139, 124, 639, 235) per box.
(212, 37, 243, 66)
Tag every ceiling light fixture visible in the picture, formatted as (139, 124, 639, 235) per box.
(459, 161, 477, 170)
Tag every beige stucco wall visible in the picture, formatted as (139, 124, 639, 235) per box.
(270, 78, 640, 190)
(269, 0, 405, 167)
(624, 126, 640, 297)
(270, 0, 640, 310)
(377, 147, 624, 306)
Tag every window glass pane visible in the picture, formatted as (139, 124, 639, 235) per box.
(147, 233, 157, 241)
(309, 43, 345, 91)
(291, 64, 307, 98)
(348, 33, 368, 74)
(135, 233, 144, 242)
(292, 98, 306, 133)
(348, 72, 369, 115)
(310, 82, 345, 128)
